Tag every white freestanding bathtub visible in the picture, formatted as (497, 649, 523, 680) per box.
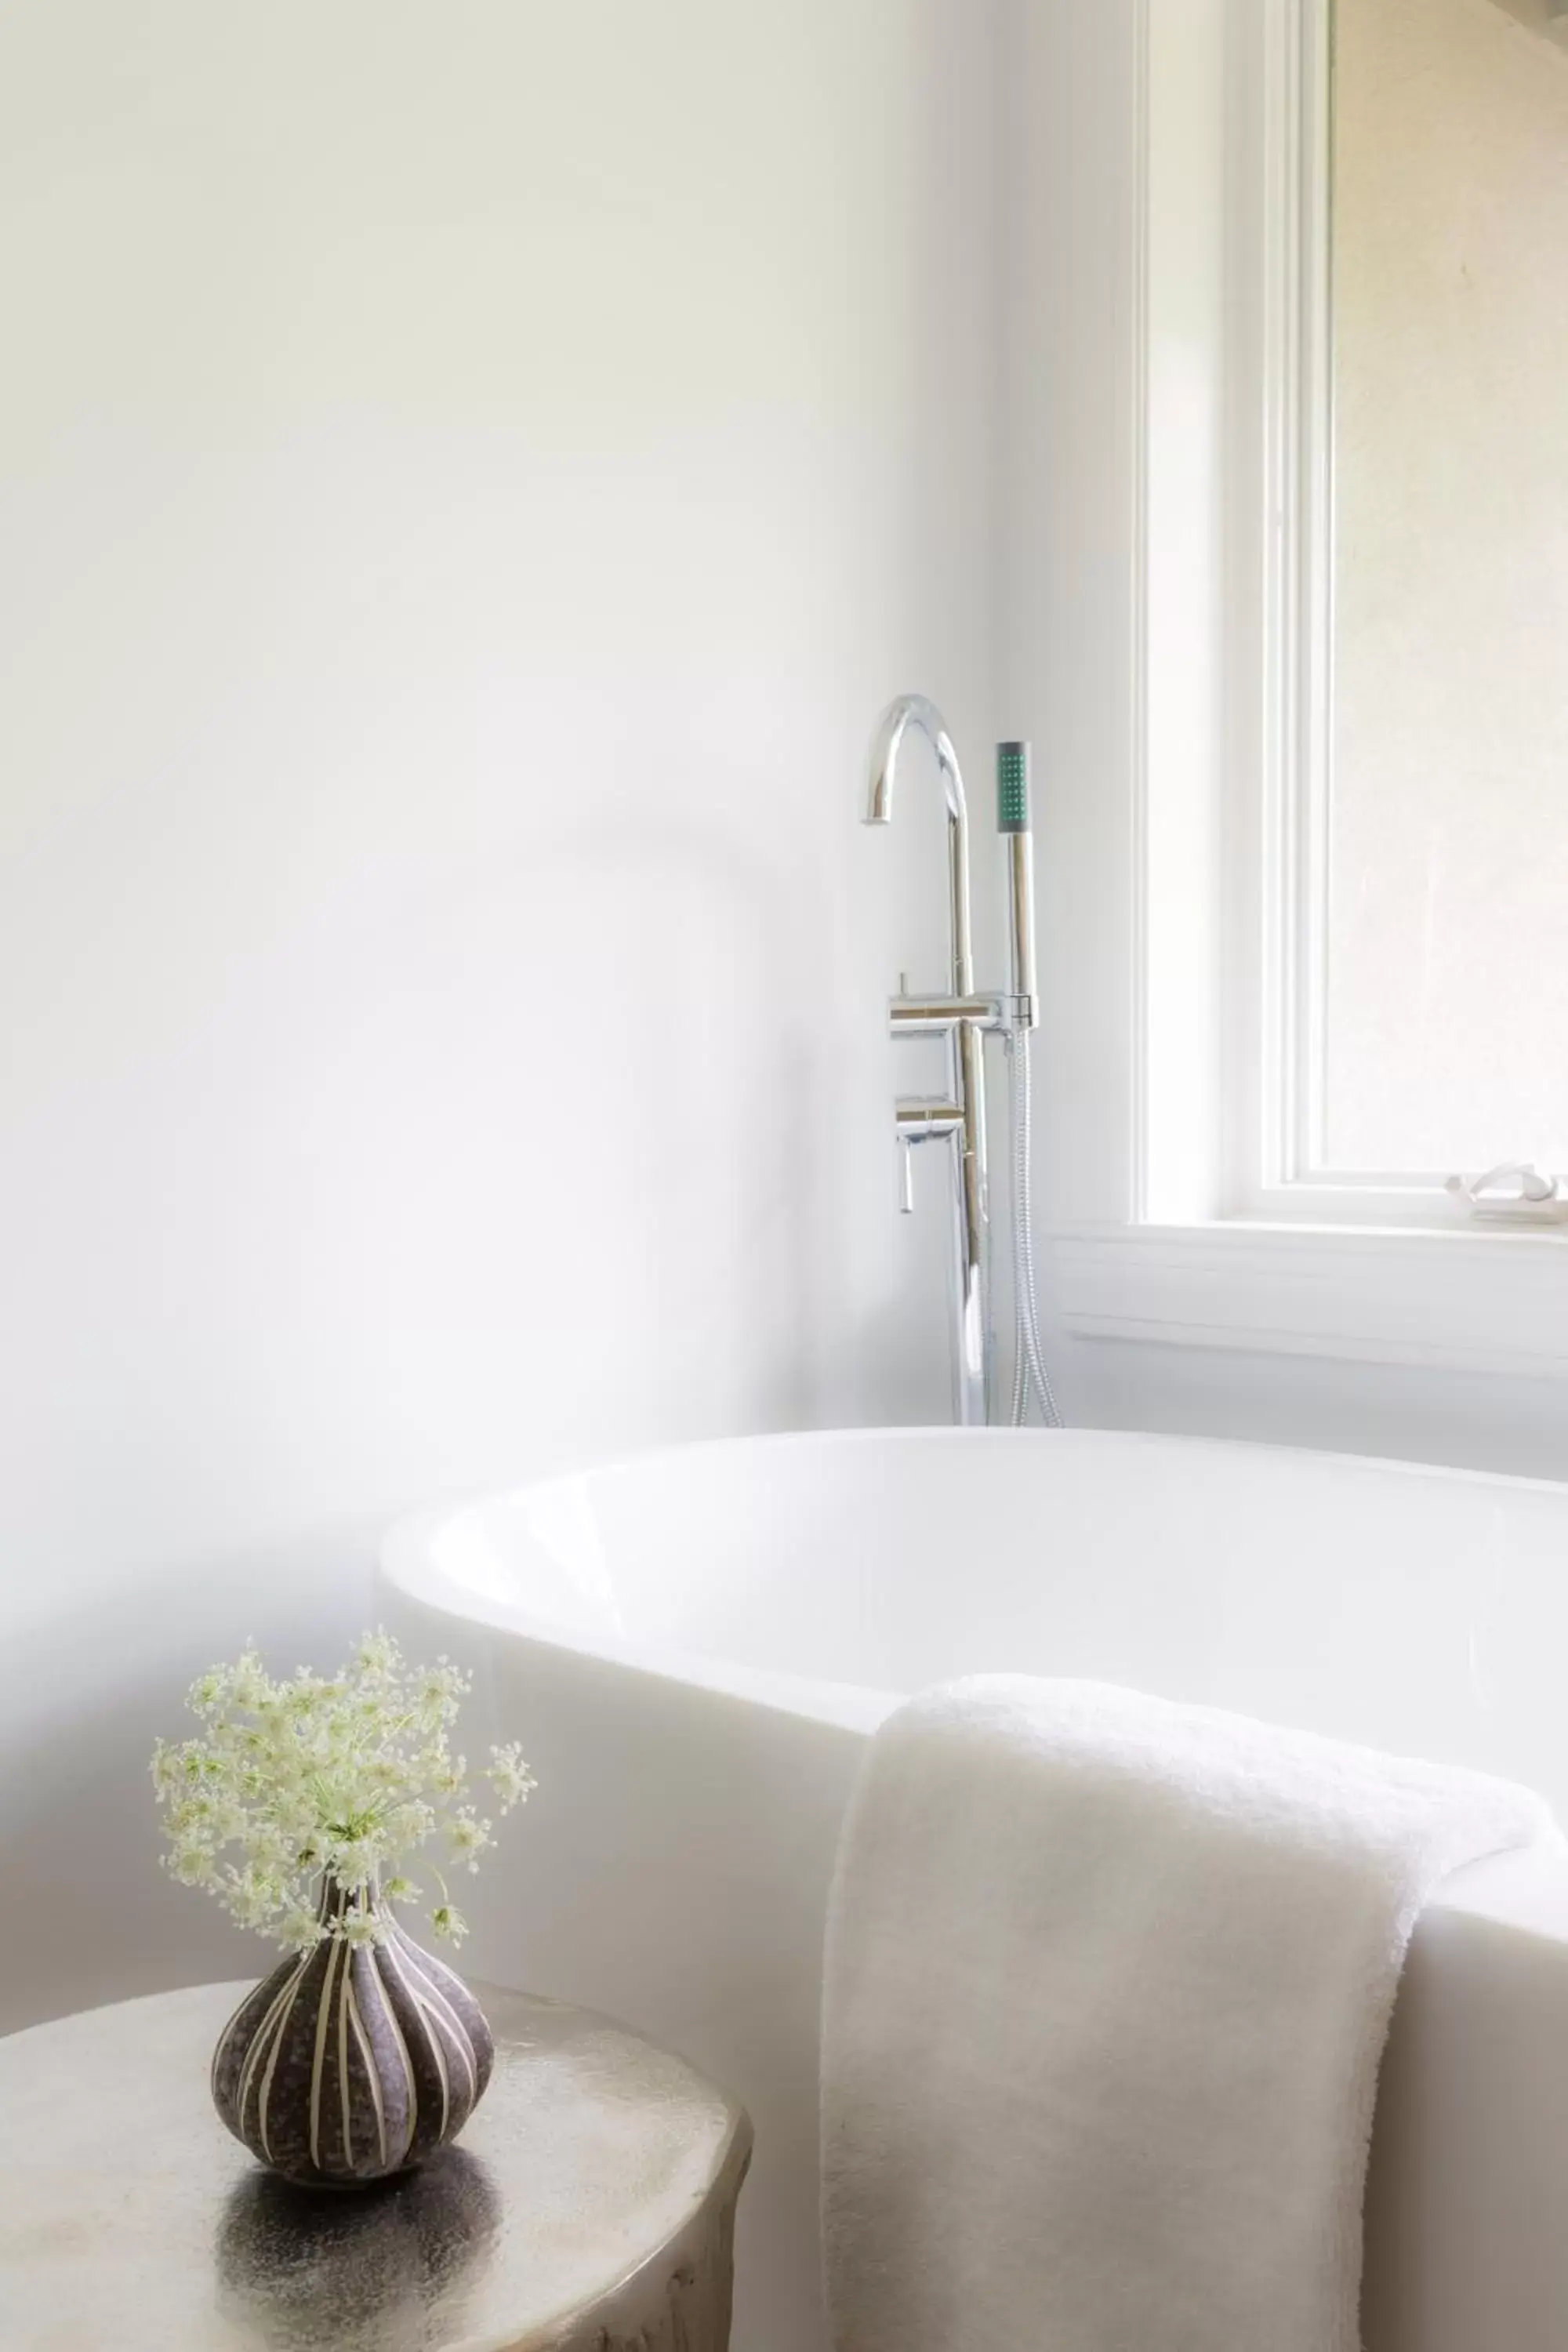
(379, 1427, 1568, 2352)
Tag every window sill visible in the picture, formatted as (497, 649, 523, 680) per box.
(1051, 1222, 1568, 1380)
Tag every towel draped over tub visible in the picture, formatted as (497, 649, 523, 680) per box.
(821, 1675, 1559, 2352)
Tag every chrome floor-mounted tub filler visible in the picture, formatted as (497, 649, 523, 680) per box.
(863, 695, 1058, 1426)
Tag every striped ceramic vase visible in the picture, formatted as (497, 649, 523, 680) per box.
(211, 1879, 494, 2187)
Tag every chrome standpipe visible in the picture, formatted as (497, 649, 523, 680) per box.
(865, 696, 989, 1424)
(864, 702, 1041, 1427)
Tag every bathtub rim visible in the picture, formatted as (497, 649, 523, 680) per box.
(378, 1423, 1568, 1936)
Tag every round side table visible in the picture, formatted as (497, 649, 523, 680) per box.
(0, 1980, 752, 2352)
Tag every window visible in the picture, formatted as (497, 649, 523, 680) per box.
(1054, 0, 1568, 1372)
(1320, 0, 1568, 1186)
(1142, 0, 1568, 1230)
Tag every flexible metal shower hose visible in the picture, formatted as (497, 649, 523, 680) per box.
(1007, 1027, 1062, 1428)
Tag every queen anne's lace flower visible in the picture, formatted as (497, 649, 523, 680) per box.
(151, 1632, 534, 1952)
(430, 1904, 470, 1946)
(489, 1742, 539, 1809)
(449, 1811, 492, 1872)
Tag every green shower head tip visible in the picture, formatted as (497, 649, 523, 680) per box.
(996, 741, 1031, 833)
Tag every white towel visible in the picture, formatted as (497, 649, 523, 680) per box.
(822, 1676, 1559, 2352)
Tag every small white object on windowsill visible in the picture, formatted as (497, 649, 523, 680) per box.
(1443, 1164, 1568, 1225)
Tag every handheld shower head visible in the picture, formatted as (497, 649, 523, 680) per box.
(996, 741, 1031, 833)
(997, 741, 1038, 1022)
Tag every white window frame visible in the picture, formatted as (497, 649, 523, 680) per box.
(1243, 0, 1343, 1219)
(1047, 0, 1568, 1374)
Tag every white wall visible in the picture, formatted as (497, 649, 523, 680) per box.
(0, 0, 1000, 2031)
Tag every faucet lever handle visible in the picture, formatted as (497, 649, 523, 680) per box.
(897, 1134, 916, 1215)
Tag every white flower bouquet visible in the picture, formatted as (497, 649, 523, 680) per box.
(151, 1630, 534, 1952)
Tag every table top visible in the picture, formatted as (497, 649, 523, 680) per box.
(0, 1980, 751, 2352)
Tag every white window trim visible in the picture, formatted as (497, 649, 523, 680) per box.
(1044, 0, 1568, 1376)
(1248, 0, 1338, 1215)
(1142, 0, 1348, 1227)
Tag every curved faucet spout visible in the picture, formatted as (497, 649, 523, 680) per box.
(864, 694, 969, 830)
(862, 693, 974, 996)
